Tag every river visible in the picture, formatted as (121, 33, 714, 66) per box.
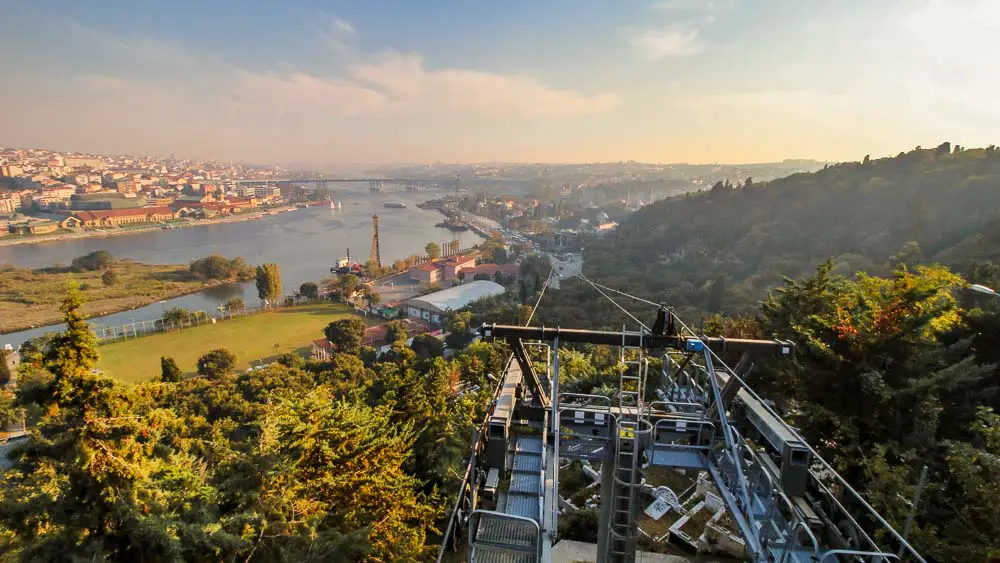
(0, 184, 484, 347)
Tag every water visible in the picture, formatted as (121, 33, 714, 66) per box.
(0, 185, 483, 347)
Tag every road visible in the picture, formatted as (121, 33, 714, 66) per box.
(545, 252, 584, 290)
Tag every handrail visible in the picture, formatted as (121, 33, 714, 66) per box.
(436, 354, 516, 563)
(819, 549, 899, 562)
(468, 510, 542, 560)
(558, 392, 613, 410)
(651, 417, 715, 450)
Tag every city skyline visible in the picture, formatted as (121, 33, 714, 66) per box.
(1, 0, 997, 166)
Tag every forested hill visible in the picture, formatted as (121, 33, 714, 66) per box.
(573, 142, 1000, 318)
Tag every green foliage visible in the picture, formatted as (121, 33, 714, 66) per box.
(255, 263, 282, 304)
(425, 241, 440, 259)
(0, 348, 11, 385)
(195, 347, 236, 378)
(558, 508, 598, 542)
(162, 306, 206, 326)
(224, 296, 245, 313)
(1, 283, 471, 561)
(159, 355, 182, 382)
(323, 318, 366, 356)
(544, 144, 1000, 324)
(189, 255, 254, 281)
(386, 320, 408, 344)
(275, 352, 305, 369)
(444, 310, 474, 350)
(336, 273, 360, 301)
(70, 249, 113, 272)
(410, 334, 444, 360)
(758, 262, 1000, 561)
(298, 281, 319, 299)
(100, 269, 118, 286)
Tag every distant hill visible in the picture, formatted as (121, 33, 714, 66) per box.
(543, 143, 1000, 324)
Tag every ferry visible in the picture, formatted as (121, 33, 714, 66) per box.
(383, 201, 407, 209)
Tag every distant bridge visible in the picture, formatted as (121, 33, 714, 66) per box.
(233, 177, 533, 192)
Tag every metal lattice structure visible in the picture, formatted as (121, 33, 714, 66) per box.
(438, 303, 927, 563)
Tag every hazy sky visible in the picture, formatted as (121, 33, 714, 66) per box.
(1, 0, 997, 166)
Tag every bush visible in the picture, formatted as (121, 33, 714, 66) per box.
(196, 348, 236, 378)
(299, 282, 319, 299)
(558, 508, 598, 542)
(101, 270, 119, 286)
(189, 255, 255, 281)
(71, 250, 114, 272)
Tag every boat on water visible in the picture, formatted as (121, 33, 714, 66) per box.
(436, 217, 470, 232)
(383, 201, 407, 209)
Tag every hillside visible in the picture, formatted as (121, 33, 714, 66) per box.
(544, 143, 1000, 325)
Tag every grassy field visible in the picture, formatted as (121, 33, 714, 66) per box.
(96, 303, 365, 383)
(0, 261, 214, 334)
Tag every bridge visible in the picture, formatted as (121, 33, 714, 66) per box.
(438, 274, 926, 563)
(232, 177, 533, 192)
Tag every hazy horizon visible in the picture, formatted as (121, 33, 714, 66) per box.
(2, 0, 997, 166)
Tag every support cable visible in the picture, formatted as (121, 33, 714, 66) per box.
(524, 267, 554, 326)
(576, 272, 650, 331)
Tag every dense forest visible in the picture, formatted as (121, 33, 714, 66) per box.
(0, 286, 508, 562)
(539, 142, 1000, 326)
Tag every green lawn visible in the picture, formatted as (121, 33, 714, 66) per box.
(97, 303, 364, 383)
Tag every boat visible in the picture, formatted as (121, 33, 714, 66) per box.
(436, 217, 470, 232)
(383, 201, 407, 209)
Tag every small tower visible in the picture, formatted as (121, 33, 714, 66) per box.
(370, 215, 381, 268)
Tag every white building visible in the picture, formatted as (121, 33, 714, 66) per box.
(405, 280, 506, 325)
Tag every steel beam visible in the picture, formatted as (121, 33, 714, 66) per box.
(480, 324, 793, 355)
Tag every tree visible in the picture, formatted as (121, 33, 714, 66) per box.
(190, 255, 254, 281)
(425, 241, 440, 259)
(706, 275, 726, 313)
(70, 250, 113, 272)
(386, 321, 408, 344)
(162, 306, 196, 326)
(456, 271, 466, 283)
(224, 297, 245, 313)
(410, 334, 444, 360)
(159, 356, 183, 382)
(196, 348, 236, 378)
(101, 269, 118, 286)
(444, 310, 475, 350)
(0, 348, 11, 385)
(299, 281, 319, 299)
(276, 352, 305, 369)
(255, 262, 282, 305)
(337, 274, 361, 303)
(367, 289, 382, 309)
(324, 318, 367, 356)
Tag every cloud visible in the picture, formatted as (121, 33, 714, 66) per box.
(655, 0, 716, 11)
(62, 18, 197, 66)
(332, 19, 355, 35)
(630, 25, 703, 59)
(233, 51, 618, 119)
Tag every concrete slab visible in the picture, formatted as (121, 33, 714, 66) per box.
(551, 540, 697, 563)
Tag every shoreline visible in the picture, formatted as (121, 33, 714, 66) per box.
(0, 205, 300, 248)
(0, 272, 248, 336)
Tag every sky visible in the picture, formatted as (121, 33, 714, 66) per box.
(1, 0, 998, 167)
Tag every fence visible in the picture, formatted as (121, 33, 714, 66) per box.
(92, 299, 320, 345)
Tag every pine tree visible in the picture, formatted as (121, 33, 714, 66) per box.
(160, 355, 183, 382)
